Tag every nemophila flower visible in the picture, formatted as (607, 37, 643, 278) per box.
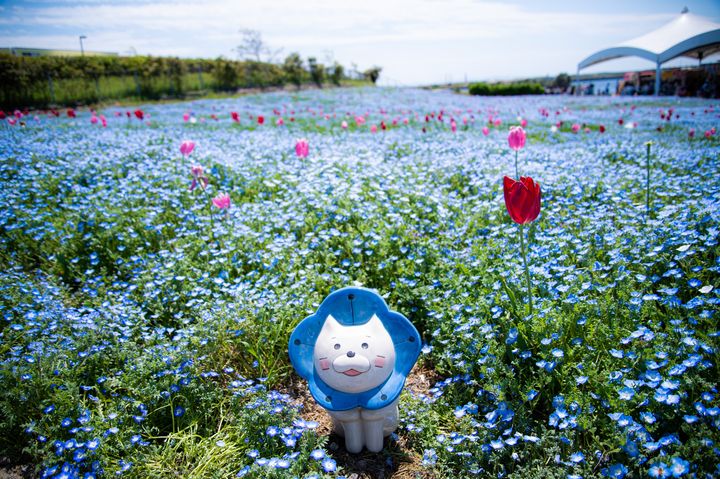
(618, 386, 635, 400)
(212, 193, 231, 210)
(295, 138, 309, 158)
(310, 449, 325, 460)
(670, 457, 690, 477)
(321, 457, 337, 473)
(173, 406, 185, 417)
(569, 451, 585, 463)
(649, 462, 670, 478)
(602, 463, 628, 478)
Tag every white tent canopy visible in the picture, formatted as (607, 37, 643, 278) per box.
(577, 8, 720, 95)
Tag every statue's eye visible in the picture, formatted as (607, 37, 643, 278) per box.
(361, 343, 369, 349)
(334, 344, 341, 350)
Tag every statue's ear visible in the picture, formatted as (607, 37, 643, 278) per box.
(365, 314, 387, 335)
(318, 314, 343, 339)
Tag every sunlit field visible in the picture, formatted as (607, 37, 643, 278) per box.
(1, 87, 719, 479)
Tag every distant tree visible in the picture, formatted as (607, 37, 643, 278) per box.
(329, 62, 344, 86)
(553, 73, 571, 91)
(363, 66, 382, 84)
(308, 57, 325, 88)
(235, 29, 282, 63)
(283, 52, 305, 89)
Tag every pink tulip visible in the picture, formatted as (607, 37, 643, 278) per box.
(100, 115, 107, 128)
(90, 115, 98, 125)
(341, 120, 348, 129)
(403, 118, 409, 125)
(689, 128, 695, 138)
(507, 126, 526, 151)
(295, 138, 309, 158)
(8, 118, 17, 126)
(482, 126, 490, 136)
(355, 116, 366, 126)
(183, 113, 190, 122)
(212, 193, 231, 210)
(276, 117, 284, 126)
(450, 120, 457, 133)
(571, 124, 580, 133)
(520, 118, 528, 128)
(180, 140, 195, 157)
(189, 165, 209, 191)
(370, 125, 377, 133)
(494, 118, 502, 127)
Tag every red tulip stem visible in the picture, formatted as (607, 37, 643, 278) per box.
(514, 150, 519, 179)
(519, 223, 533, 315)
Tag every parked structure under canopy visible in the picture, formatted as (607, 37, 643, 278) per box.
(577, 8, 720, 96)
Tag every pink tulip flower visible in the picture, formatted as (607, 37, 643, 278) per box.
(183, 113, 190, 122)
(507, 126, 526, 151)
(212, 193, 231, 210)
(450, 120, 457, 133)
(482, 126, 490, 136)
(180, 140, 195, 157)
(341, 120, 348, 129)
(295, 138, 309, 158)
(520, 118, 528, 128)
(90, 115, 98, 125)
(276, 117, 284, 126)
(689, 128, 695, 138)
(370, 125, 377, 133)
(100, 115, 107, 128)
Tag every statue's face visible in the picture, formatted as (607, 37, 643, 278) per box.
(313, 314, 396, 393)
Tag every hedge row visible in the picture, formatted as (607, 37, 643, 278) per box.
(468, 81, 545, 96)
(0, 54, 326, 109)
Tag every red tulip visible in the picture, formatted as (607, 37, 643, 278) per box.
(257, 115, 264, 125)
(503, 176, 541, 224)
(134, 109, 144, 120)
(231, 111, 240, 122)
(67, 108, 76, 118)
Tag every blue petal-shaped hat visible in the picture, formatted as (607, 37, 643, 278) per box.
(288, 287, 421, 411)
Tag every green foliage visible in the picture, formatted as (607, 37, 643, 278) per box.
(363, 66, 382, 84)
(468, 81, 545, 96)
(307, 57, 325, 88)
(282, 53, 306, 89)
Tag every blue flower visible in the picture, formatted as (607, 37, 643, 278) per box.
(173, 406, 185, 417)
(321, 457, 337, 473)
(310, 449, 325, 460)
(669, 457, 690, 477)
(649, 462, 670, 478)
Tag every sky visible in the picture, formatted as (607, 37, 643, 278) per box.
(1, 0, 719, 86)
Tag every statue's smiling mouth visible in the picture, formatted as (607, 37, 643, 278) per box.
(342, 369, 364, 377)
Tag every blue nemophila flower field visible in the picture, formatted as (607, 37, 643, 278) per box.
(1, 87, 719, 479)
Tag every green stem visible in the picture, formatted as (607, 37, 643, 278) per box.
(645, 142, 651, 217)
(515, 150, 519, 178)
(519, 223, 533, 315)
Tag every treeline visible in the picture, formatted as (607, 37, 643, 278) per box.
(468, 81, 545, 96)
(0, 53, 382, 109)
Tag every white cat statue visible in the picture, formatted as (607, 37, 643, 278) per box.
(288, 287, 421, 453)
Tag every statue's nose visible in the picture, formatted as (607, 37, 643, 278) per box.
(346, 351, 355, 358)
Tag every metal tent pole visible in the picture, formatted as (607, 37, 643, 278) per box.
(655, 61, 661, 96)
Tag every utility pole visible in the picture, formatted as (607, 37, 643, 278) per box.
(79, 35, 87, 56)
